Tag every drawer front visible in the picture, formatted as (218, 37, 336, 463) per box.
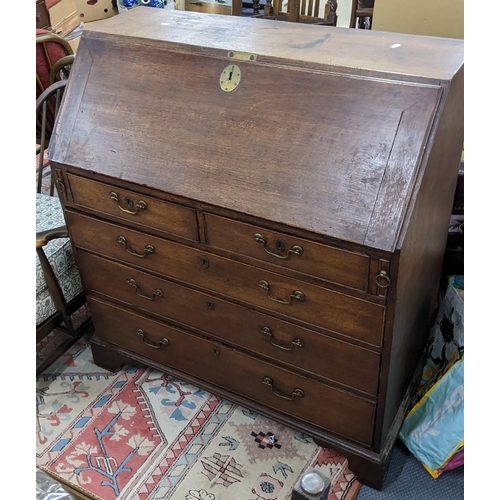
(66, 174, 198, 242)
(88, 297, 376, 446)
(67, 212, 385, 346)
(205, 213, 370, 291)
(79, 251, 381, 396)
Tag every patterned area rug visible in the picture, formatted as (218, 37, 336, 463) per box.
(36, 335, 361, 500)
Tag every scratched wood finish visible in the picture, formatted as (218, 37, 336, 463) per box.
(88, 296, 377, 446)
(204, 213, 370, 291)
(81, 8, 464, 81)
(50, 9, 464, 489)
(66, 211, 385, 346)
(53, 26, 441, 252)
(79, 250, 381, 396)
(67, 173, 199, 242)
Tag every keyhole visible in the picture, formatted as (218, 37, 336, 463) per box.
(275, 239, 285, 253)
(228, 68, 233, 81)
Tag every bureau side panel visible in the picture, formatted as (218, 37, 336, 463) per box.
(378, 65, 464, 446)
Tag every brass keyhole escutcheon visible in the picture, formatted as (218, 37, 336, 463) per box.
(220, 64, 241, 92)
(275, 239, 285, 253)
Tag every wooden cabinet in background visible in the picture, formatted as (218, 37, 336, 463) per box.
(36, 0, 51, 29)
(49, 8, 464, 489)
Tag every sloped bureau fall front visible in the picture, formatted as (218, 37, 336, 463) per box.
(49, 8, 464, 489)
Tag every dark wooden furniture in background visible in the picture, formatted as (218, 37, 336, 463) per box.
(49, 8, 464, 489)
(350, 0, 374, 29)
(256, 0, 337, 24)
(37, 0, 51, 30)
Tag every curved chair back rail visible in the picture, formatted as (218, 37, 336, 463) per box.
(37, 80, 67, 196)
(36, 31, 74, 139)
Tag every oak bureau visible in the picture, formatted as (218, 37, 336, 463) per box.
(48, 7, 464, 489)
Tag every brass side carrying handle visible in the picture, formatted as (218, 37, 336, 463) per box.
(110, 191, 147, 215)
(254, 233, 303, 260)
(261, 326, 303, 351)
(126, 278, 163, 301)
(259, 280, 305, 305)
(375, 270, 391, 288)
(263, 377, 304, 401)
(137, 329, 169, 349)
(117, 235, 155, 258)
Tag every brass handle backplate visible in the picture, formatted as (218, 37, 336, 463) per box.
(261, 326, 303, 351)
(117, 235, 155, 258)
(126, 278, 163, 301)
(375, 270, 391, 288)
(259, 280, 305, 305)
(254, 233, 303, 260)
(110, 191, 147, 215)
(263, 377, 304, 401)
(137, 329, 169, 349)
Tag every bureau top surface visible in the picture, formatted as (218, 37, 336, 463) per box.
(50, 9, 464, 252)
(87, 7, 464, 82)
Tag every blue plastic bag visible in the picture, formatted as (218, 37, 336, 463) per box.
(399, 356, 464, 478)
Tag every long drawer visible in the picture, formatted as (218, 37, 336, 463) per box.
(78, 250, 381, 396)
(66, 173, 199, 242)
(67, 211, 386, 346)
(204, 213, 370, 291)
(87, 296, 377, 446)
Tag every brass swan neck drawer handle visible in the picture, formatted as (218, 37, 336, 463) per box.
(254, 233, 303, 260)
(126, 278, 163, 301)
(261, 326, 304, 351)
(117, 235, 155, 258)
(263, 377, 304, 401)
(259, 280, 305, 305)
(110, 191, 147, 215)
(137, 329, 169, 349)
(375, 270, 391, 288)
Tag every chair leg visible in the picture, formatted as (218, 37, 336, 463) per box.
(349, 0, 357, 28)
(325, 0, 338, 25)
(36, 317, 93, 376)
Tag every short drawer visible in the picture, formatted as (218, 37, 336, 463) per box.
(88, 297, 376, 446)
(205, 213, 370, 291)
(66, 173, 198, 241)
(67, 212, 385, 346)
(79, 251, 381, 396)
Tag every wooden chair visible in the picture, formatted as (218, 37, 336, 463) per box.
(36, 30, 74, 96)
(36, 30, 75, 138)
(36, 80, 91, 376)
(256, 0, 338, 25)
(349, 0, 374, 29)
(243, 1, 266, 16)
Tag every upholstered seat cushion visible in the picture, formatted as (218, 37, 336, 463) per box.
(36, 150, 52, 195)
(36, 193, 83, 325)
